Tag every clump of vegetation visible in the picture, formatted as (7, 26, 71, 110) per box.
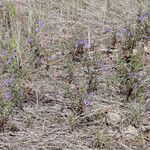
(0, 1, 41, 130)
(64, 36, 89, 115)
(114, 12, 149, 102)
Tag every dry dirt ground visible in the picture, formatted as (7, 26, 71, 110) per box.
(0, 0, 150, 150)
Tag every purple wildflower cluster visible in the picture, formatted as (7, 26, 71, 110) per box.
(2, 79, 10, 87)
(127, 71, 143, 81)
(102, 12, 149, 41)
(84, 92, 94, 106)
(2, 88, 25, 102)
(142, 36, 150, 40)
(103, 26, 130, 38)
(3, 91, 13, 101)
(74, 39, 91, 49)
(119, 27, 133, 38)
(27, 20, 45, 43)
(35, 20, 45, 33)
(1, 49, 17, 65)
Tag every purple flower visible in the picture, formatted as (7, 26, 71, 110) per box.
(127, 32, 131, 37)
(39, 20, 45, 27)
(2, 79, 10, 87)
(99, 60, 108, 71)
(3, 91, 12, 101)
(84, 99, 92, 106)
(88, 92, 94, 97)
(127, 71, 131, 79)
(139, 16, 145, 24)
(139, 12, 149, 24)
(35, 27, 40, 33)
(40, 58, 45, 63)
(120, 27, 127, 33)
(27, 36, 33, 43)
(127, 71, 143, 81)
(84, 92, 95, 106)
(116, 32, 120, 37)
(6, 58, 12, 65)
(19, 89, 24, 97)
(79, 39, 91, 48)
(6, 52, 16, 65)
(132, 73, 136, 79)
(1, 50, 7, 57)
(143, 36, 150, 40)
(138, 72, 143, 81)
(131, 37, 135, 41)
(103, 27, 112, 34)
(74, 39, 91, 49)
(127, 72, 137, 79)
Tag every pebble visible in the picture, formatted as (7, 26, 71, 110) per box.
(107, 111, 121, 126)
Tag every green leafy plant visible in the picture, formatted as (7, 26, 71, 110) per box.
(92, 129, 106, 149)
(65, 112, 79, 131)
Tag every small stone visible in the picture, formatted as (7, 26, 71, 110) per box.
(107, 112, 121, 126)
(133, 49, 138, 55)
(122, 125, 139, 141)
(144, 41, 150, 54)
(144, 46, 150, 53)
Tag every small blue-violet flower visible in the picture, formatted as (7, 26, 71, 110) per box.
(6, 51, 16, 65)
(27, 36, 33, 44)
(127, 71, 131, 79)
(74, 39, 91, 49)
(1, 51, 7, 57)
(138, 72, 143, 81)
(3, 91, 13, 101)
(88, 92, 94, 97)
(139, 12, 149, 24)
(120, 27, 127, 33)
(35, 27, 40, 33)
(99, 60, 108, 71)
(127, 32, 131, 37)
(132, 73, 136, 79)
(39, 20, 45, 28)
(19, 89, 24, 97)
(84, 99, 92, 106)
(103, 27, 112, 34)
(2, 79, 10, 87)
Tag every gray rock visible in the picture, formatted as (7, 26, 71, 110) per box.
(107, 111, 121, 126)
(122, 125, 139, 141)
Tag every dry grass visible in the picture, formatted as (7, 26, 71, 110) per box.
(0, 0, 150, 150)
